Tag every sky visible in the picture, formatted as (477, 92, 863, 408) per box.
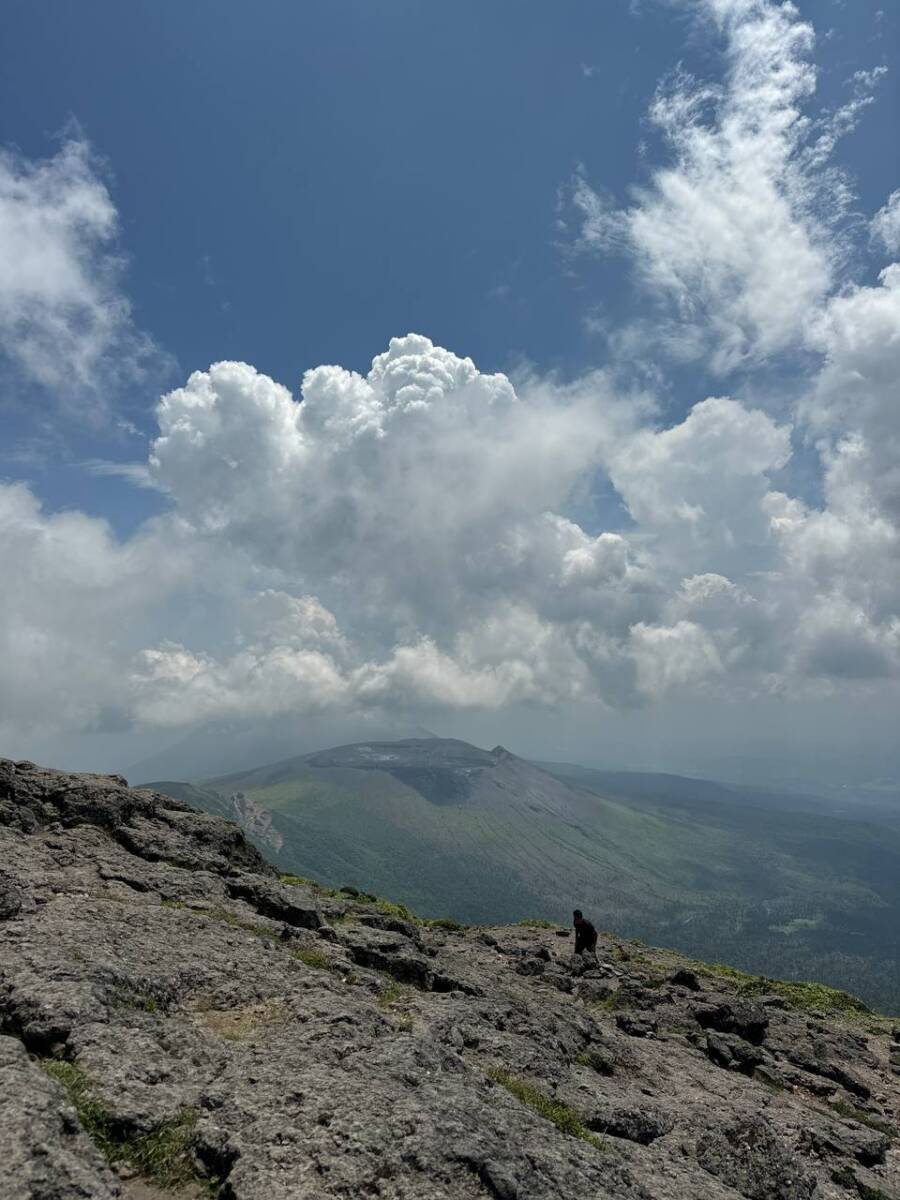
(1, 0, 899, 787)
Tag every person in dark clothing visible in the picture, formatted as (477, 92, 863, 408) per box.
(573, 909, 598, 957)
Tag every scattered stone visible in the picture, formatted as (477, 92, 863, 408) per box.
(705, 1031, 766, 1075)
(694, 999, 769, 1045)
(616, 1013, 657, 1038)
(577, 978, 619, 1004)
(670, 968, 701, 991)
(516, 957, 547, 977)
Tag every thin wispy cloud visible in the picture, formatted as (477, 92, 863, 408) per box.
(0, 135, 169, 418)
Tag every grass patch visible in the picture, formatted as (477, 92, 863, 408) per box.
(43, 1061, 118, 1160)
(590, 992, 625, 1011)
(830, 1100, 895, 1137)
(294, 947, 337, 972)
(577, 1048, 616, 1076)
(377, 981, 414, 1027)
(378, 981, 407, 1008)
(421, 916, 467, 931)
(702, 963, 871, 1016)
(108, 984, 160, 1014)
(487, 1068, 605, 1150)
(162, 897, 276, 941)
(196, 906, 277, 940)
(280, 874, 344, 899)
(280, 873, 319, 888)
(516, 919, 558, 929)
(371, 896, 416, 921)
(42, 1060, 211, 1191)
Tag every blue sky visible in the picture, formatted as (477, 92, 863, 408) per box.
(4, 1, 894, 470)
(1, 0, 899, 780)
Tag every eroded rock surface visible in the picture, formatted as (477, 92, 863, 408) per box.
(2, 758, 900, 1200)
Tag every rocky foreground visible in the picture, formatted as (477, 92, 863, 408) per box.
(2, 759, 900, 1200)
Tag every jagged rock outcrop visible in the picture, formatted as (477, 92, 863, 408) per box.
(2, 757, 899, 1200)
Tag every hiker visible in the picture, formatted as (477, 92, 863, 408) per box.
(573, 909, 598, 962)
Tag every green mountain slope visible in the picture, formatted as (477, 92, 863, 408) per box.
(146, 738, 900, 1011)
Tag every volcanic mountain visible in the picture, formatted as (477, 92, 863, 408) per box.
(147, 738, 900, 1012)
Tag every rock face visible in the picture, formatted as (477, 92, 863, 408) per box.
(2, 758, 900, 1200)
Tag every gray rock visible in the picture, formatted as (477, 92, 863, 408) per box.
(225, 874, 324, 929)
(3, 757, 900, 1200)
(577, 977, 620, 1004)
(615, 1013, 657, 1038)
(669, 968, 702, 991)
(705, 1030, 767, 1075)
(0, 871, 23, 919)
(515, 956, 547, 977)
(803, 1122, 891, 1168)
(585, 1101, 674, 1144)
(694, 998, 769, 1044)
(696, 1117, 817, 1200)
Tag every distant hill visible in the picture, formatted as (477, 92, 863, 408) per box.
(146, 737, 900, 1011)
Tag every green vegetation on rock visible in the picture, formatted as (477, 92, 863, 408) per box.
(487, 1068, 605, 1150)
(703, 963, 870, 1015)
(280, 873, 345, 898)
(294, 947, 338, 972)
(377, 981, 407, 1008)
(829, 1100, 896, 1137)
(42, 1060, 211, 1191)
(108, 983, 160, 1014)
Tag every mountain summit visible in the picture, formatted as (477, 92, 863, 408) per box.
(3, 756, 900, 1200)
(1, 763, 900, 1195)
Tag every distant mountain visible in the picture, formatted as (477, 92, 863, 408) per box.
(146, 737, 900, 1011)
